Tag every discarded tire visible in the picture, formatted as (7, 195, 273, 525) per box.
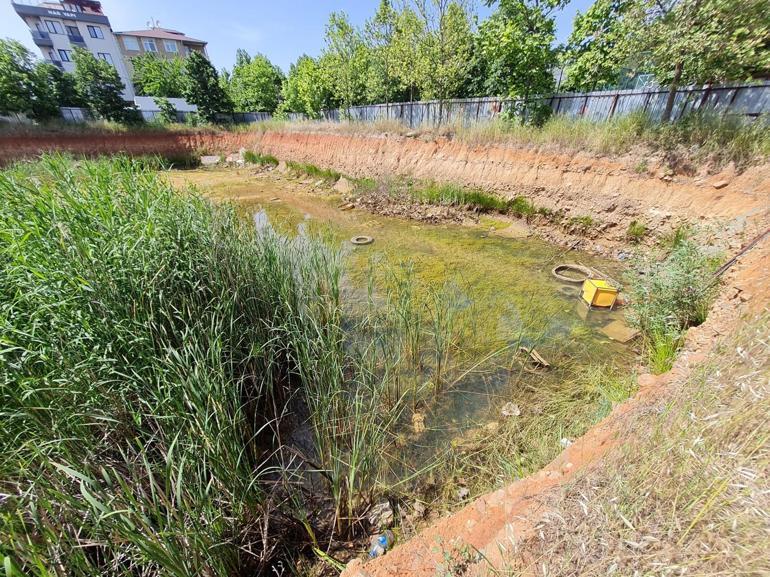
(551, 263, 592, 284)
(351, 235, 374, 245)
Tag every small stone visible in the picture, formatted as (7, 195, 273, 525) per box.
(501, 402, 521, 418)
(276, 160, 287, 173)
(637, 373, 657, 388)
(559, 438, 574, 449)
(367, 501, 394, 531)
(458, 487, 470, 500)
(200, 155, 220, 166)
(333, 176, 354, 194)
(411, 412, 426, 434)
(712, 180, 729, 189)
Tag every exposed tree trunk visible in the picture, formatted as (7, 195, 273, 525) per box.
(662, 60, 683, 123)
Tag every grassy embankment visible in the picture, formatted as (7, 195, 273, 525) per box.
(499, 314, 769, 576)
(265, 111, 769, 169)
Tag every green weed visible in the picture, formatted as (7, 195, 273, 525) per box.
(286, 160, 341, 182)
(243, 150, 279, 166)
(626, 219, 647, 243)
(627, 240, 718, 372)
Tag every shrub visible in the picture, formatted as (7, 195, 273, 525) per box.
(626, 219, 647, 243)
(627, 240, 718, 373)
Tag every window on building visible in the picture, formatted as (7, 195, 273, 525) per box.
(184, 46, 192, 56)
(164, 40, 178, 53)
(87, 25, 104, 39)
(45, 20, 64, 34)
(142, 39, 158, 52)
(97, 52, 114, 65)
(65, 25, 79, 37)
(63, 3, 83, 11)
(123, 36, 140, 51)
(58, 49, 73, 62)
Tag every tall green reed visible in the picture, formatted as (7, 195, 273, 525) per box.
(0, 154, 390, 575)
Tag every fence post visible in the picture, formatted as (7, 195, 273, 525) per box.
(724, 85, 743, 117)
(607, 92, 620, 120)
(580, 94, 589, 117)
(641, 92, 652, 114)
(698, 84, 712, 111)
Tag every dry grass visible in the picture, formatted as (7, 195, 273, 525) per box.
(255, 113, 770, 169)
(497, 313, 770, 576)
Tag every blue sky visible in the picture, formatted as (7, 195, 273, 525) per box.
(1, 0, 592, 73)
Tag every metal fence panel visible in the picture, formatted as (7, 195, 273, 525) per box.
(57, 82, 769, 127)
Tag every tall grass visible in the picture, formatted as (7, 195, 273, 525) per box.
(0, 155, 396, 575)
(627, 239, 719, 373)
(500, 316, 770, 576)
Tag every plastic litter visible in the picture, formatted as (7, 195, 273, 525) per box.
(368, 530, 395, 558)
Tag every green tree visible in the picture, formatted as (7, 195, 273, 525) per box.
(155, 96, 178, 123)
(629, 0, 770, 121)
(322, 12, 370, 115)
(391, 6, 426, 104)
(47, 65, 85, 107)
(563, 0, 633, 91)
(72, 48, 133, 122)
(279, 55, 331, 118)
(183, 51, 232, 123)
(0, 39, 60, 120)
(479, 0, 567, 101)
(226, 51, 284, 112)
(131, 53, 186, 97)
(413, 0, 475, 105)
(364, 0, 402, 104)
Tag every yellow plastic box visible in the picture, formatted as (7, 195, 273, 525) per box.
(581, 279, 618, 309)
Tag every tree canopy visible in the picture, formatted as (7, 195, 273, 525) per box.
(224, 51, 284, 112)
(183, 51, 232, 123)
(131, 53, 186, 98)
(72, 49, 134, 122)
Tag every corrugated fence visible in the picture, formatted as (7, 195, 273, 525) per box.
(321, 82, 770, 127)
(55, 82, 769, 127)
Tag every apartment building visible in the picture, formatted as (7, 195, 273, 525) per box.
(115, 27, 208, 77)
(11, 0, 135, 98)
(12, 1, 211, 102)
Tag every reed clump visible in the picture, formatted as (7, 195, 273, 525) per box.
(0, 155, 396, 575)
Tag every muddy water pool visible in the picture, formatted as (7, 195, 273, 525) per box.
(172, 169, 637, 479)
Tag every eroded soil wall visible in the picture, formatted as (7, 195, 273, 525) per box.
(0, 131, 260, 166)
(2, 129, 768, 249)
(253, 131, 769, 249)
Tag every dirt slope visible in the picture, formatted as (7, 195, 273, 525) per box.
(343, 236, 769, 577)
(254, 130, 770, 252)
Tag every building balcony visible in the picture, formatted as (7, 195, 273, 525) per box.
(44, 58, 64, 69)
(68, 33, 86, 45)
(31, 30, 53, 46)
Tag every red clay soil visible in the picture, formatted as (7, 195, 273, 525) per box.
(2, 129, 767, 253)
(343, 237, 770, 577)
(253, 131, 770, 251)
(0, 131, 260, 166)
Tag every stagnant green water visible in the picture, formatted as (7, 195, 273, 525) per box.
(181, 171, 636, 481)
